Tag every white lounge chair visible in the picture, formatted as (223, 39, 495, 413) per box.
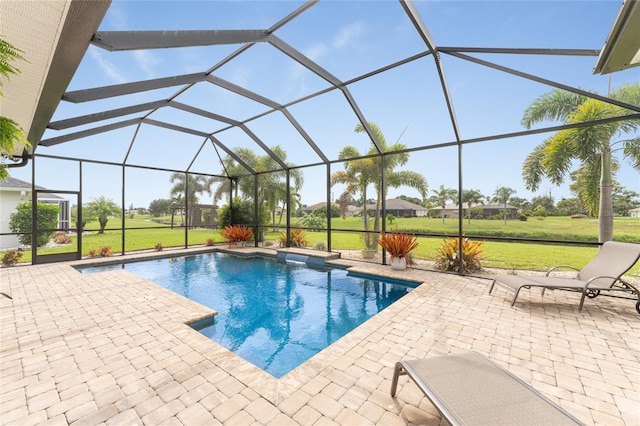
(490, 241, 640, 313)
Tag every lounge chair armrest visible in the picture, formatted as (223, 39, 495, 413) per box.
(545, 265, 579, 277)
(583, 275, 620, 288)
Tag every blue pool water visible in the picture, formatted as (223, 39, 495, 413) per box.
(77, 253, 415, 378)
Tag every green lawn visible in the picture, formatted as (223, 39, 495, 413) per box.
(3, 215, 639, 275)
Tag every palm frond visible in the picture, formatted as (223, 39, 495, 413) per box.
(520, 90, 588, 129)
(621, 137, 640, 169)
(521, 144, 546, 192)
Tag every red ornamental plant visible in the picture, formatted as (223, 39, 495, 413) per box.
(220, 225, 254, 247)
(377, 231, 419, 266)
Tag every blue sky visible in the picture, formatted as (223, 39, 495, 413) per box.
(10, 0, 639, 209)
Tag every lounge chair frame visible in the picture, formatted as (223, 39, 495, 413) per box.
(489, 241, 640, 313)
(390, 352, 584, 426)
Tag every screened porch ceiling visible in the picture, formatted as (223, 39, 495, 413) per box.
(2, 0, 640, 184)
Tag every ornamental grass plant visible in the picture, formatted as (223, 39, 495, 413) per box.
(220, 225, 254, 247)
(434, 235, 486, 273)
(378, 231, 419, 266)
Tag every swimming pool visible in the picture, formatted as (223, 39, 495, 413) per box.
(77, 252, 415, 378)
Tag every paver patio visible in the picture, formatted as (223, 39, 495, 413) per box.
(1, 248, 638, 425)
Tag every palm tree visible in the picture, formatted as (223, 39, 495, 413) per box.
(0, 38, 28, 181)
(216, 146, 303, 230)
(169, 173, 208, 226)
(84, 196, 121, 234)
(492, 186, 516, 224)
(331, 122, 428, 250)
(461, 189, 484, 224)
(430, 185, 458, 224)
(521, 83, 640, 242)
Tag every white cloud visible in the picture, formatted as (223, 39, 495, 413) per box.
(304, 43, 329, 62)
(333, 21, 364, 48)
(285, 21, 363, 99)
(89, 49, 127, 84)
(133, 50, 160, 79)
(104, 3, 129, 30)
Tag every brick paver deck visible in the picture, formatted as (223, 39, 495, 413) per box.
(1, 248, 638, 425)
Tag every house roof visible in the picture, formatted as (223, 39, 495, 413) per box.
(302, 202, 339, 211)
(368, 198, 427, 211)
(593, 0, 640, 74)
(430, 203, 518, 210)
(0, 177, 46, 191)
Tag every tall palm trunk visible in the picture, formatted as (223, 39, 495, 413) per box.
(362, 185, 376, 250)
(598, 146, 614, 242)
(98, 218, 107, 234)
(374, 186, 383, 233)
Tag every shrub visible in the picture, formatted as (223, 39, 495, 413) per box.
(434, 235, 486, 273)
(517, 213, 528, 221)
(154, 243, 164, 251)
(1, 249, 23, 266)
(386, 214, 396, 226)
(316, 205, 340, 218)
(377, 231, 418, 265)
(220, 225, 254, 247)
(314, 240, 327, 250)
(290, 229, 308, 247)
(469, 207, 484, 219)
(87, 247, 113, 257)
(533, 205, 547, 217)
(278, 229, 308, 247)
(217, 198, 268, 228)
(9, 202, 60, 247)
(299, 212, 326, 231)
(54, 232, 72, 244)
(205, 238, 215, 246)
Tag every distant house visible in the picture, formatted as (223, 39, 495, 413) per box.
(429, 202, 519, 219)
(300, 202, 358, 217)
(302, 199, 428, 218)
(0, 177, 70, 249)
(365, 199, 428, 218)
(630, 207, 640, 218)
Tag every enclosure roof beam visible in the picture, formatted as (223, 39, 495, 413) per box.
(91, 30, 270, 51)
(239, 124, 290, 170)
(40, 118, 142, 146)
(62, 73, 206, 103)
(143, 119, 210, 137)
(48, 100, 170, 130)
(448, 51, 640, 112)
(340, 88, 384, 154)
(167, 101, 239, 126)
(269, 35, 383, 153)
(401, 0, 462, 142)
(209, 136, 256, 175)
(438, 47, 600, 56)
(280, 109, 329, 164)
(205, 75, 282, 110)
(269, 35, 342, 87)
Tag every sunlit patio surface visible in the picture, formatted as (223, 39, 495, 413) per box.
(1, 248, 638, 425)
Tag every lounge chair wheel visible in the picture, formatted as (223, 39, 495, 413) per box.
(586, 289, 600, 298)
